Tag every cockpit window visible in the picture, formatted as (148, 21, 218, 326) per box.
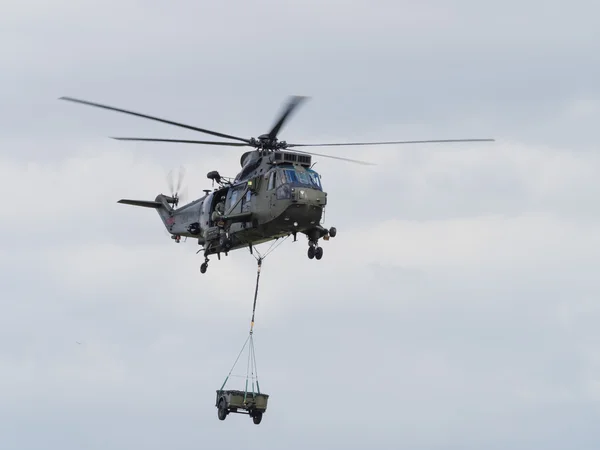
(267, 171, 276, 190)
(283, 169, 298, 184)
(280, 167, 322, 190)
(276, 170, 287, 187)
(307, 169, 322, 189)
(296, 170, 310, 185)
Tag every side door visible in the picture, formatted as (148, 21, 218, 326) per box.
(200, 192, 213, 228)
(223, 185, 243, 233)
(226, 185, 244, 215)
(241, 188, 252, 213)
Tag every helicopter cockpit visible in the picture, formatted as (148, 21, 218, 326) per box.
(265, 165, 324, 202)
(267, 165, 323, 191)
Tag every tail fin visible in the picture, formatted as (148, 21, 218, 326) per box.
(117, 195, 175, 232)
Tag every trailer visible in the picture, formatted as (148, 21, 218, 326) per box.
(216, 389, 269, 424)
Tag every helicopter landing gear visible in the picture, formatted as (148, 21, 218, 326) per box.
(315, 246, 323, 260)
(200, 257, 209, 274)
(307, 241, 323, 260)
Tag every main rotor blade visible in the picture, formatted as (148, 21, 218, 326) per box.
(268, 95, 309, 139)
(292, 149, 376, 165)
(111, 137, 250, 146)
(288, 138, 495, 147)
(59, 97, 252, 143)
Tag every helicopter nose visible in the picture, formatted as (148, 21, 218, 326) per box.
(291, 187, 327, 207)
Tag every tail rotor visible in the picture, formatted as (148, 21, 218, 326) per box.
(167, 165, 188, 208)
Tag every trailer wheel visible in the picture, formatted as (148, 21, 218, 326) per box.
(252, 412, 263, 425)
(218, 400, 227, 421)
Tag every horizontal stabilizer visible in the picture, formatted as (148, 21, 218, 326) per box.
(118, 199, 162, 208)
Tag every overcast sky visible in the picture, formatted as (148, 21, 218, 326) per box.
(2, 1, 600, 449)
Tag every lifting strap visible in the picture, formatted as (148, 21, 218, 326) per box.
(218, 256, 265, 396)
(218, 236, 290, 399)
(249, 258, 261, 333)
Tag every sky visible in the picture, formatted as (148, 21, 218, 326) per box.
(2, 1, 600, 449)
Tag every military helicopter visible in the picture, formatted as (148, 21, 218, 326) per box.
(60, 95, 494, 274)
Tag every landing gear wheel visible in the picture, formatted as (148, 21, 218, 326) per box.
(329, 227, 337, 238)
(217, 400, 227, 421)
(252, 412, 263, 424)
(200, 263, 208, 274)
(307, 246, 315, 259)
(315, 246, 323, 260)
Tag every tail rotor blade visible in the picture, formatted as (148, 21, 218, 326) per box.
(178, 185, 189, 206)
(176, 165, 186, 192)
(166, 169, 175, 195)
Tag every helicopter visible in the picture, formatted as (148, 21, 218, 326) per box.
(59, 95, 494, 274)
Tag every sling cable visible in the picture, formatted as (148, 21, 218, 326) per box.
(215, 236, 288, 425)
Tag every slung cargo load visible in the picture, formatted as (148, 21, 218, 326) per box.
(216, 389, 269, 424)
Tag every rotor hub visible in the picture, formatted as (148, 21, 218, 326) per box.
(250, 134, 289, 151)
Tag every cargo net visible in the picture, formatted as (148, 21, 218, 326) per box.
(218, 237, 288, 399)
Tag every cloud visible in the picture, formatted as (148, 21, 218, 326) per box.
(3, 133, 600, 449)
(2, 1, 600, 448)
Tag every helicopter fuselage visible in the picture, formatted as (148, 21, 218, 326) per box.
(153, 151, 333, 260)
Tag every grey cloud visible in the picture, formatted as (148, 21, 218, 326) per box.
(2, 0, 599, 153)
(2, 1, 600, 449)
(4, 240, 600, 449)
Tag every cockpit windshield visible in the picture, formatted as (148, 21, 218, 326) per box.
(307, 169, 322, 189)
(278, 167, 322, 190)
